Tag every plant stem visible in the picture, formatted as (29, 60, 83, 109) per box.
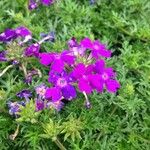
(54, 138, 67, 150)
(0, 65, 13, 77)
(10, 124, 20, 140)
(110, 105, 118, 117)
(21, 63, 27, 77)
(83, 92, 91, 108)
(38, 35, 53, 44)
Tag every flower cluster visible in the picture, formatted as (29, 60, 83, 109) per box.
(0, 27, 54, 82)
(7, 37, 120, 115)
(0, 26, 32, 44)
(38, 37, 120, 109)
(28, 0, 54, 10)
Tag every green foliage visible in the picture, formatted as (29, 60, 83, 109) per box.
(61, 115, 83, 142)
(0, 0, 150, 149)
(16, 100, 40, 123)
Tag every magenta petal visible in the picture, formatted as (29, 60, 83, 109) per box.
(45, 87, 62, 102)
(99, 49, 111, 58)
(61, 50, 75, 65)
(95, 60, 105, 74)
(73, 63, 86, 79)
(105, 79, 120, 93)
(92, 40, 111, 58)
(88, 74, 104, 92)
(80, 37, 93, 49)
(78, 78, 92, 94)
(39, 52, 54, 66)
(51, 59, 64, 73)
(41, 0, 53, 5)
(85, 64, 94, 75)
(104, 68, 116, 77)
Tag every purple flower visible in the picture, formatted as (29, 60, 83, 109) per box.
(35, 84, 47, 99)
(72, 63, 94, 94)
(25, 69, 39, 84)
(46, 71, 76, 101)
(39, 52, 54, 66)
(39, 51, 75, 73)
(12, 60, 20, 65)
(0, 51, 7, 61)
(28, 0, 38, 10)
(7, 101, 25, 116)
(24, 43, 40, 57)
(46, 100, 64, 111)
(68, 37, 78, 48)
(16, 89, 32, 102)
(15, 26, 32, 43)
(80, 38, 111, 58)
(89, 0, 95, 5)
(35, 99, 45, 111)
(94, 60, 120, 93)
(0, 29, 17, 42)
(41, 0, 53, 6)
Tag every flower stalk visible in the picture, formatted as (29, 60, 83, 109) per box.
(53, 138, 67, 150)
(83, 92, 91, 109)
(9, 124, 20, 140)
(0, 65, 13, 77)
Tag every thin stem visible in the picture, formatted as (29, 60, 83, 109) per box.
(54, 138, 67, 150)
(110, 105, 118, 117)
(21, 63, 27, 77)
(38, 35, 53, 44)
(83, 92, 91, 108)
(9, 124, 20, 140)
(0, 65, 13, 77)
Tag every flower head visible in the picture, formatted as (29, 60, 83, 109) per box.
(24, 43, 40, 57)
(39, 51, 75, 73)
(46, 71, 76, 101)
(46, 100, 64, 111)
(41, 0, 53, 6)
(16, 89, 32, 101)
(0, 29, 17, 42)
(35, 84, 47, 99)
(7, 101, 25, 116)
(80, 38, 111, 58)
(0, 51, 7, 62)
(28, 0, 38, 10)
(94, 60, 120, 93)
(35, 99, 45, 111)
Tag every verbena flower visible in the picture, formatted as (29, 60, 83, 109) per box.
(68, 37, 78, 48)
(7, 101, 25, 116)
(39, 51, 75, 73)
(28, 0, 38, 10)
(46, 100, 64, 111)
(46, 71, 76, 101)
(0, 51, 7, 61)
(25, 70, 39, 84)
(71, 63, 94, 94)
(0, 29, 17, 42)
(41, 0, 53, 6)
(80, 37, 111, 58)
(35, 99, 45, 111)
(35, 83, 47, 99)
(94, 60, 120, 93)
(24, 43, 40, 57)
(16, 89, 32, 102)
(0, 27, 32, 43)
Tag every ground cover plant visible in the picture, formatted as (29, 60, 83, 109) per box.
(0, 0, 150, 149)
